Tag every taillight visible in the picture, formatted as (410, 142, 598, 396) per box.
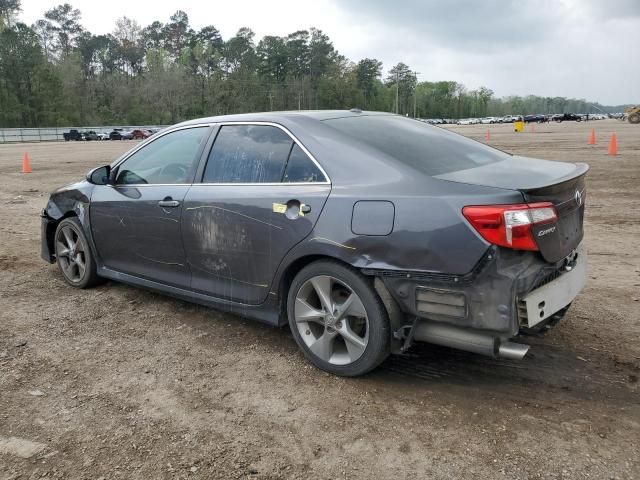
(462, 202, 557, 251)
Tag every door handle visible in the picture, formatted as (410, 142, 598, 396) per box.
(272, 201, 311, 218)
(158, 198, 180, 208)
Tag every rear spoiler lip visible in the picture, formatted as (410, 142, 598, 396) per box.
(518, 162, 589, 194)
(433, 158, 590, 194)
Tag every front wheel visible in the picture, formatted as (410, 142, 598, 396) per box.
(54, 217, 102, 288)
(287, 261, 390, 376)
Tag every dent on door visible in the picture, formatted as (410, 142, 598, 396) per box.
(181, 184, 330, 305)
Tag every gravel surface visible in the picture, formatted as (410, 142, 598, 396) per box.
(1, 120, 638, 479)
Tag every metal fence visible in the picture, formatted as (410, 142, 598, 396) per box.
(0, 126, 169, 143)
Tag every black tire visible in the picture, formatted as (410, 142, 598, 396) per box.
(287, 260, 390, 376)
(54, 217, 102, 289)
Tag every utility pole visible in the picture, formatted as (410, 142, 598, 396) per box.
(413, 71, 420, 118)
(395, 71, 399, 114)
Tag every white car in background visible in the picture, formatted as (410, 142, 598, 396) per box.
(457, 118, 474, 125)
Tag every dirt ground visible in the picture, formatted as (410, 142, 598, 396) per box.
(0, 119, 638, 479)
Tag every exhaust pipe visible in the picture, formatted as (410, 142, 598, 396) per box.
(498, 341, 530, 360)
(412, 321, 529, 360)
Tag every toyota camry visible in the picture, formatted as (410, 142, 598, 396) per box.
(41, 110, 588, 376)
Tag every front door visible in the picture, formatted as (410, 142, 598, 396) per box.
(90, 126, 210, 288)
(181, 124, 331, 304)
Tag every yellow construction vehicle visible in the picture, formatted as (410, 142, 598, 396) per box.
(625, 106, 640, 124)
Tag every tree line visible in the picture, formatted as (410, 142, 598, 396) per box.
(0, 1, 620, 128)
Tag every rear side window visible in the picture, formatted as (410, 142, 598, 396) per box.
(323, 115, 508, 176)
(203, 125, 293, 183)
(283, 144, 326, 183)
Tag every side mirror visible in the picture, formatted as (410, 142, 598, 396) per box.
(86, 165, 111, 185)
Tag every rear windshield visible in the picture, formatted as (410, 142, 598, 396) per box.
(323, 115, 509, 176)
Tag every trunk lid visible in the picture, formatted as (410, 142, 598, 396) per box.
(436, 156, 588, 263)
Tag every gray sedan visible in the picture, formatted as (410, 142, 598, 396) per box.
(41, 110, 588, 376)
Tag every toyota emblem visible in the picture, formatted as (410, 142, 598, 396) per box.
(574, 189, 582, 207)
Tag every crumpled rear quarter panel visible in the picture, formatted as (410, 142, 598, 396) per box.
(378, 246, 571, 335)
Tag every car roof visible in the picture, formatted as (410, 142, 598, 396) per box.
(176, 109, 392, 126)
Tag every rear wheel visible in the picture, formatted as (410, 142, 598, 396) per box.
(54, 217, 102, 288)
(287, 261, 390, 376)
(629, 113, 640, 124)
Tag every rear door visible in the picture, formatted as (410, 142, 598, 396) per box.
(182, 123, 331, 305)
(90, 126, 211, 287)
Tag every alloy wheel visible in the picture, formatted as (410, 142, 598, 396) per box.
(55, 224, 87, 283)
(294, 275, 369, 365)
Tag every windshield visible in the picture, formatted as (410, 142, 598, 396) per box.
(323, 115, 509, 176)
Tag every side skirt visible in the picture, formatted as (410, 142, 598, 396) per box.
(97, 267, 281, 326)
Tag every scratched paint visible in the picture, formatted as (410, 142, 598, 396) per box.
(183, 205, 271, 302)
(185, 204, 283, 230)
(188, 262, 269, 288)
(135, 252, 184, 267)
(308, 237, 356, 250)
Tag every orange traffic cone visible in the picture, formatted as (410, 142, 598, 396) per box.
(485, 129, 491, 141)
(607, 133, 618, 156)
(22, 152, 32, 173)
(587, 128, 596, 145)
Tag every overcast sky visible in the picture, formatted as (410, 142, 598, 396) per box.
(18, 0, 640, 105)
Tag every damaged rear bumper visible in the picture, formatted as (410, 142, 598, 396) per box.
(517, 247, 586, 329)
(367, 244, 587, 358)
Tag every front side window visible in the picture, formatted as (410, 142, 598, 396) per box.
(203, 125, 293, 183)
(115, 127, 207, 185)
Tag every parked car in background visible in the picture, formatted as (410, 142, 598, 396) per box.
(131, 129, 151, 139)
(83, 131, 100, 141)
(97, 132, 110, 140)
(553, 113, 582, 122)
(523, 114, 547, 123)
(457, 118, 475, 125)
(120, 130, 134, 140)
(63, 129, 84, 141)
(480, 117, 498, 124)
(41, 110, 588, 377)
(109, 129, 124, 140)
